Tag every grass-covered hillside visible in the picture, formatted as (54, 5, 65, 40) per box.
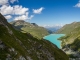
(0, 13, 69, 60)
(57, 22, 80, 57)
(10, 20, 49, 39)
(56, 22, 80, 34)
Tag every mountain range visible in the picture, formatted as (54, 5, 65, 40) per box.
(44, 25, 62, 33)
(0, 13, 69, 60)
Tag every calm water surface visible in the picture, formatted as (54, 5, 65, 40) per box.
(43, 34, 65, 48)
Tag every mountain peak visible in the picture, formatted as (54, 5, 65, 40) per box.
(10, 20, 26, 25)
(15, 20, 25, 22)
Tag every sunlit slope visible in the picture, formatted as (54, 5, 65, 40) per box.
(10, 20, 49, 39)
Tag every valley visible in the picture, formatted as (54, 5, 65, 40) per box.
(0, 0, 79, 60)
(0, 13, 69, 60)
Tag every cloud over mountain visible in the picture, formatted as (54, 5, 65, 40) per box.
(0, 5, 13, 15)
(14, 12, 29, 20)
(0, 0, 44, 21)
(13, 5, 29, 15)
(5, 15, 12, 19)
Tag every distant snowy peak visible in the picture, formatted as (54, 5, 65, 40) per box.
(42, 25, 63, 32)
(44, 26, 62, 28)
(40, 24, 63, 28)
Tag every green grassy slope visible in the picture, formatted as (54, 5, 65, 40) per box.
(0, 13, 69, 60)
(10, 20, 49, 39)
(57, 22, 80, 54)
(56, 22, 80, 34)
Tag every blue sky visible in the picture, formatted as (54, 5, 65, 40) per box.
(0, 0, 80, 27)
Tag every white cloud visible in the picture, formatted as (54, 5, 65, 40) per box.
(29, 15, 34, 19)
(74, 0, 80, 8)
(0, 0, 8, 5)
(10, 0, 18, 3)
(14, 15, 27, 20)
(0, 5, 13, 15)
(0, 5, 34, 20)
(33, 7, 44, 14)
(0, 0, 18, 5)
(13, 5, 29, 15)
(5, 15, 12, 19)
(0, 0, 39, 21)
(0, 5, 29, 15)
(14, 12, 34, 20)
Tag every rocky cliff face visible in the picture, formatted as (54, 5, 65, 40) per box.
(0, 13, 69, 60)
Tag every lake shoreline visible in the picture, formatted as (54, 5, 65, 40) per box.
(43, 34, 65, 48)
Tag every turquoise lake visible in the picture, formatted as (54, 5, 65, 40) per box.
(43, 34, 65, 48)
